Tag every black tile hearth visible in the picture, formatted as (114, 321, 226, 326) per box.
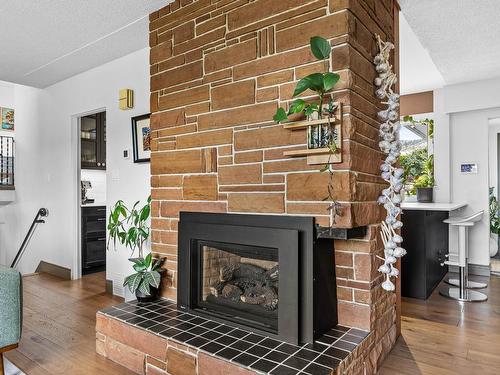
(99, 298, 368, 375)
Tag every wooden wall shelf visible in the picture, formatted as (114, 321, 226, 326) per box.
(282, 103, 343, 165)
(283, 148, 331, 157)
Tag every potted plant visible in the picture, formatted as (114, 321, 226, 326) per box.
(273, 36, 342, 225)
(107, 197, 164, 302)
(414, 155, 434, 202)
(489, 187, 500, 257)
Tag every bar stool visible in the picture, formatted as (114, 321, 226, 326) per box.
(439, 211, 488, 302)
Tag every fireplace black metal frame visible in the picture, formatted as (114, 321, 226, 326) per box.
(177, 212, 338, 345)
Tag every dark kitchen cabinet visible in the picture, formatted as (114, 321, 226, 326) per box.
(401, 210, 448, 299)
(81, 111, 106, 170)
(82, 206, 106, 274)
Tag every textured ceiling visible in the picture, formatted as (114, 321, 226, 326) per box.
(0, 0, 171, 88)
(399, 0, 500, 85)
(399, 13, 444, 94)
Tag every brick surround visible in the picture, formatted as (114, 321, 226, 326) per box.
(130, 0, 400, 373)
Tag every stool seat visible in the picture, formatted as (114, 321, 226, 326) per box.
(439, 210, 488, 301)
(443, 211, 483, 226)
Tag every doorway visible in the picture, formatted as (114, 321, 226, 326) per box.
(79, 110, 107, 275)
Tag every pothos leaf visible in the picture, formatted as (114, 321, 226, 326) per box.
(310, 36, 331, 60)
(273, 107, 288, 123)
(303, 73, 324, 92)
(288, 99, 306, 115)
(293, 77, 313, 97)
(323, 72, 340, 92)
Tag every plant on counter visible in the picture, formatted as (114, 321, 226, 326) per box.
(413, 155, 434, 203)
(399, 148, 428, 195)
(107, 196, 165, 301)
(272, 35, 342, 225)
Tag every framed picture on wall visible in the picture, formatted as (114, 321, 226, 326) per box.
(131, 113, 151, 163)
(1, 107, 14, 131)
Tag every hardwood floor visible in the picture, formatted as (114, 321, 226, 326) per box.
(5, 272, 135, 375)
(380, 274, 500, 374)
(6, 272, 500, 374)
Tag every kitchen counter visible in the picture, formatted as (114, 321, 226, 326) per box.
(401, 202, 467, 211)
(81, 202, 106, 208)
(401, 201, 467, 300)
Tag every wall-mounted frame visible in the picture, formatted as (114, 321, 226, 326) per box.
(131, 113, 151, 163)
(1, 107, 14, 131)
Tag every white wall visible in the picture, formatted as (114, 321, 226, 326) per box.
(0, 48, 150, 290)
(0, 82, 45, 269)
(434, 76, 500, 266)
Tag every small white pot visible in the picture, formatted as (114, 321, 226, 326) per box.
(490, 233, 499, 257)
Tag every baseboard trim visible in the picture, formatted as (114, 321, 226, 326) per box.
(105, 279, 113, 295)
(449, 264, 490, 277)
(35, 261, 71, 280)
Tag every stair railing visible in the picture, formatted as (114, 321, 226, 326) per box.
(10, 208, 49, 269)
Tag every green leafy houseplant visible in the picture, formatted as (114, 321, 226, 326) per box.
(124, 253, 163, 297)
(413, 155, 434, 202)
(273, 36, 339, 127)
(413, 154, 434, 189)
(490, 187, 500, 235)
(399, 148, 428, 194)
(273, 36, 342, 224)
(108, 197, 164, 300)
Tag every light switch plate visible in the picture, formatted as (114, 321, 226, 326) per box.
(123, 149, 130, 159)
(111, 169, 120, 180)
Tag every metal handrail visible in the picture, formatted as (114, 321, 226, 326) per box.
(10, 208, 49, 269)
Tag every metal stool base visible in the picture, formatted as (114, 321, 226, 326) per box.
(439, 286, 488, 302)
(444, 278, 487, 289)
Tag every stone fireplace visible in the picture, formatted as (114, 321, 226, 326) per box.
(96, 0, 400, 374)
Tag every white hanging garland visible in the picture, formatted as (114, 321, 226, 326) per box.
(374, 35, 406, 292)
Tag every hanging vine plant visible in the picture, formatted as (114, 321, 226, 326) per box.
(273, 36, 342, 225)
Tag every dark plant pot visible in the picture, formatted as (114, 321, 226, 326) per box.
(135, 286, 159, 303)
(416, 187, 433, 203)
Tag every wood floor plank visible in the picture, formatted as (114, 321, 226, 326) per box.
(6, 272, 135, 375)
(380, 274, 500, 374)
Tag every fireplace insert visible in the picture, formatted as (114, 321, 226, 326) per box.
(177, 212, 337, 345)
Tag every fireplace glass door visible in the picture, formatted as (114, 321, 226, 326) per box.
(195, 240, 279, 333)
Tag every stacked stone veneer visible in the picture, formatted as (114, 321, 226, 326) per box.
(141, 0, 399, 373)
